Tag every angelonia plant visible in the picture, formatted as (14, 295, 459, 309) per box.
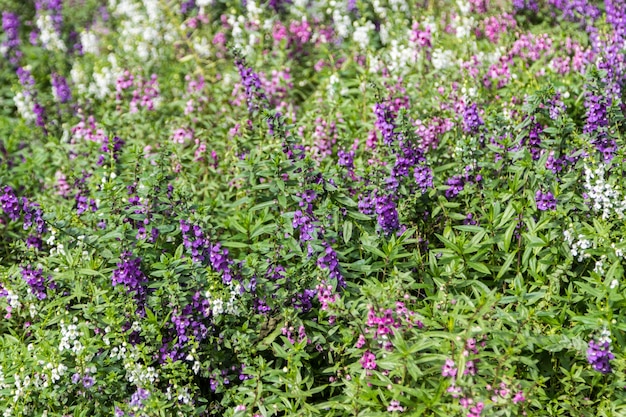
(1, 0, 626, 416)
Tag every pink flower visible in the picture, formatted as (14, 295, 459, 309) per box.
(360, 351, 376, 370)
(387, 400, 404, 412)
(442, 358, 457, 378)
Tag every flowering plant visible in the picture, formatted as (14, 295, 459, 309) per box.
(1, 0, 626, 416)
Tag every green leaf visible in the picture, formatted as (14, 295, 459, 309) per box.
(342, 220, 353, 244)
(467, 261, 490, 275)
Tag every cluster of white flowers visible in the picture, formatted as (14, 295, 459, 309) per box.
(4, 289, 20, 313)
(431, 48, 456, 70)
(329, 1, 352, 39)
(205, 283, 242, 317)
(13, 91, 36, 123)
(36, 14, 66, 52)
(80, 31, 100, 55)
(352, 20, 375, 50)
(228, 14, 255, 58)
(109, 0, 176, 61)
(59, 320, 83, 355)
(122, 345, 159, 386)
(166, 385, 193, 404)
(593, 255, 607, 275)
(386, 39, 417, 75)
(454, 15, 475, 39)
(563, 228, 593, 262)
(12, 373, 32, 403)
(71, 54, 123, 101)
(584, 164, 626, 220)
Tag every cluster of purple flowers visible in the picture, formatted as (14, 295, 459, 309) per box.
(51, 73, 71, 103)
(587, 332, 615, 374)
(317, 243, 345, 288)
(524, 121, 543, 160)
(535, 190, 557, 211)
(98, 136, 125, 165)
(337, 149, 355, 169)
(235, 57, 268, 113)
(168, 293, 209, 354)
(373, 102, 397, 145)
(2, 12, 22, 65)
(1, 186, 46, 234)
(360, 350, 376, 370)
(414, 165, 434, 193)
(129, 387, 150, 409)
(462, 103, 484, 134)
(71, 370, 95, 389)
(75, 194, 97, 215)
(445, 166, 482, 199)
(21, 266, 55, 300)
(111, 252, 148, 305)
(180, 220, 239, 285)
(375, 193, 399, 233)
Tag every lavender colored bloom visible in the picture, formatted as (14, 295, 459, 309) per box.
(414, 165, 433, 192)
(2, 12, 22, 65)
(1, 186, 46, 233)
(82, 375, 95, 388)
(180, 221, 241, 285)
(442, 358, 457, 377)
(338, 149, 355, 169)
(293, 210, 317, 242)
(17, 67, 35, 87)
(360, 350, 376, 370)
(51, 73, 71, 103)
(112, 253, 147, 303)
(318, 243, 345, 288)
(587, 335, 614, 374)
(374, 102, 396, 145)
(75, 194, 97, 215)
(535, 190, 557, 211)
(21, 266, 55, 300)
(358, 193, 375, 215)
(130, 387, 150, 408)
(445, 175, 465, 198)
(1, 186, 22, 221)
(235, 57, 267, 113)
(584, 93, 609, 135)
(375, 194, 399, 233)
(463, 103, 484, 134)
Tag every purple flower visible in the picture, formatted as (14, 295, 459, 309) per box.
(2, 12, 22, 65)
(463, 103, 484, 134)
(445, 175, 465, 198)
(414, 165, 433, 193)
(318, 243, 345, 288)
(112, 253, 147, 304)
(360, 350, 377, 370)
(51, 73, 71, 103)
(129, 387, 150, 408)
(82, 375, 95, 388)
(587, 335, 615, 374)
(235, 57, 267, 113)
(375, 194, 399, 233)
(441, 358, 457, 378)
(374, 102, 397, 145)
(338, 149, 355, 169)
(21, 266, 55, 300)
(535, 190, 556, 211)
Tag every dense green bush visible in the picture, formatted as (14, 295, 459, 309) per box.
(1, 0, 626, 415)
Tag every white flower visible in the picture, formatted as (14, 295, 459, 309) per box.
(352, 21, 375, 50)
(37, 14, 66, 52)
(432, 49, 455, 70)
(80, 31, 99, 54)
